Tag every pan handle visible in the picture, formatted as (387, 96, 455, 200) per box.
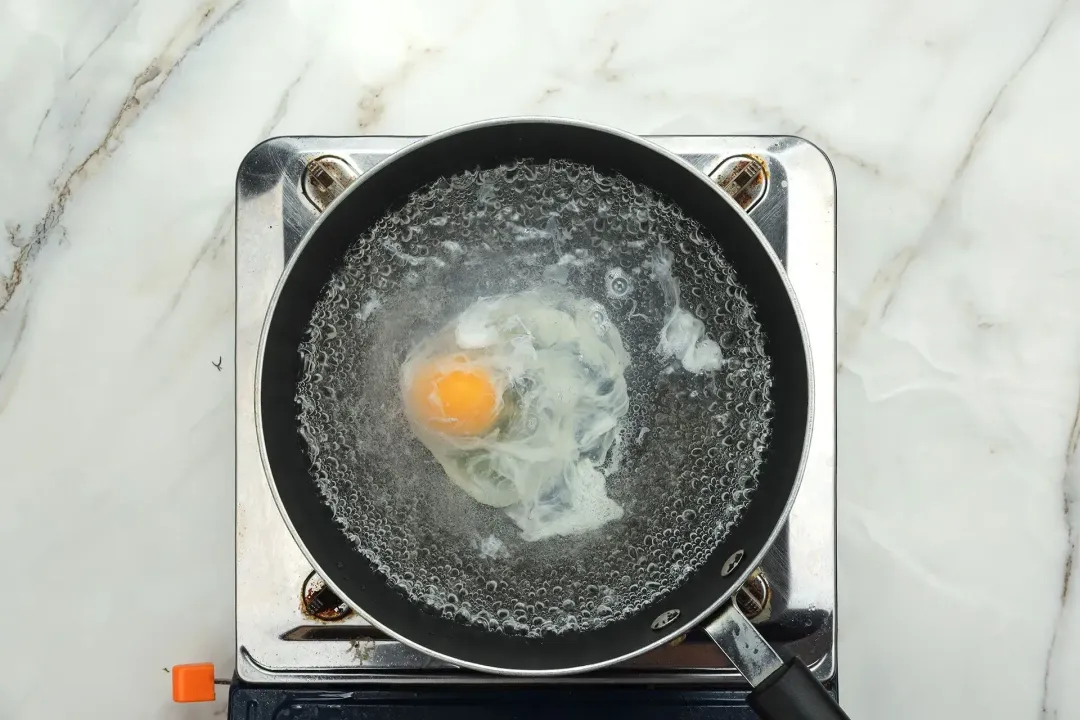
(704, 604, 851, 720)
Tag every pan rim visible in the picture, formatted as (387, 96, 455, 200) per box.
(253, 116, 815, 675)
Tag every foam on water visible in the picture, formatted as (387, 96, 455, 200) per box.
(295, 159, 773, 637)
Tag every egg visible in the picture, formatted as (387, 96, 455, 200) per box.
(399, 289, 629, 541)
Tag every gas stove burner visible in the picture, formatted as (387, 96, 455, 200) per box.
(234, 136, 836, 695)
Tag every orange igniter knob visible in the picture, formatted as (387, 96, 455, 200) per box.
(172, 663, 216, 703)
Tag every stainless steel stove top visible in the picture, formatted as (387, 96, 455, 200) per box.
(234, 135, 836, 685)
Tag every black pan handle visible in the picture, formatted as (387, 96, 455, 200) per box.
(704, 604, 851, 720)
(748, 657, 851, 720)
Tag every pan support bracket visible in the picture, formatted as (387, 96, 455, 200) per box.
(710, 155, 768, 211)
(735, 568, 772, 620)
(302, 155, 361, 212)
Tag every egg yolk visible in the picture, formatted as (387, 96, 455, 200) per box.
(408, 362, 499, 436)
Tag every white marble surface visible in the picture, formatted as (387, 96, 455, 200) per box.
(2, 0, 1079, 717)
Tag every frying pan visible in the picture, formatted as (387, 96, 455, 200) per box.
(256, 118, 849, 720)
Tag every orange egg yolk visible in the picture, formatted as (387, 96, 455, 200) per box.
(408, 363, 500, 436)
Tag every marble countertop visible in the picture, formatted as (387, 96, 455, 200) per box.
(2, 0, 1078, 718)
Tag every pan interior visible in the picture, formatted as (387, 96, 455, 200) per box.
(295, 159, 772, 638)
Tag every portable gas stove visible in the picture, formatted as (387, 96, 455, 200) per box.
(226, 134, 836, 718)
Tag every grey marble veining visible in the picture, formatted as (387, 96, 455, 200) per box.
(2, 0, 1079, 718)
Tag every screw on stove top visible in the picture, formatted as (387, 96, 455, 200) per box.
(302, 155, 361, 213)
(735, 569, 771, 620)
(650, 608, 681, 630)
(720, 549, 745, 577)
(710, 155, 767, 212)
(301, 570, 353, 622)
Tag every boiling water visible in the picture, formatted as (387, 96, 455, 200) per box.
(296, 159, 773, 637)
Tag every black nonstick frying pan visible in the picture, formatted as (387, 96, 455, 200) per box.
(256, 118, 848, 720)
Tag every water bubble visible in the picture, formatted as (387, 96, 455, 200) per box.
(605, 267, 632, 298)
